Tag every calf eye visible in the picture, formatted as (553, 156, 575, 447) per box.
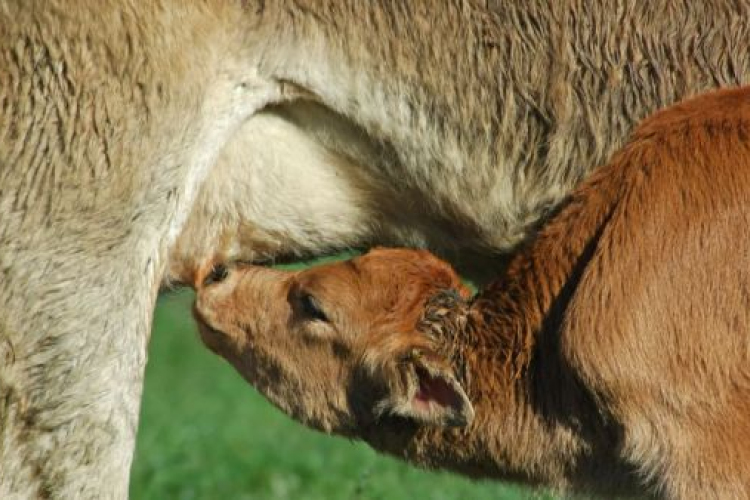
(204, 264, 229, 286)
(299, 293, 328, 322)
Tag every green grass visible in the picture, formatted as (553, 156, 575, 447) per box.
(130, 257, 549, 500)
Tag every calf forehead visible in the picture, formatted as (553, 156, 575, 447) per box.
(297, 260, 361, 294)
(292, 251, 462, 326)
(298, 254, 433, 291)
(359, 253, 462, 295)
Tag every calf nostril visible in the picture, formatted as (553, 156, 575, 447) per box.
(204, 263, 229, 286)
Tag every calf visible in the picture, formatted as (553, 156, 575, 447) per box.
(192, 87, 750, 499)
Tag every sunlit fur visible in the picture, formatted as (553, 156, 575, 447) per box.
(194, 87, 750, 499)
(3, 1, 750, 496)
(169, 1, 750, 281)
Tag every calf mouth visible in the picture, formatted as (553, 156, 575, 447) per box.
(192, 304, 228, 353)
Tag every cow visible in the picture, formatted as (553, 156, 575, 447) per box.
(2, 1, 750, 496)
(193, 86, 750, 499)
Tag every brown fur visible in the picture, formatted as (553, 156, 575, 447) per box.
(4, 1, 750, 496)
(193, 87, 750, 499)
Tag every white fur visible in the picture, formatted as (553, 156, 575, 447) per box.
(167, 68, 286, 246)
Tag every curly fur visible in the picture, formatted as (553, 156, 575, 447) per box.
(3, 1, 750, 497)
(194, 87, 750, 498)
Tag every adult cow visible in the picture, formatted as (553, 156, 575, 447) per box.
(0, 1, 748, 498)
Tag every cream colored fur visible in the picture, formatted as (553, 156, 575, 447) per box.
(170, 1, 750, 282)
(2, 1, 750, 498)
(0, 2, 294, 498)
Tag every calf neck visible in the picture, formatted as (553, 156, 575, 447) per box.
(193, 87, 750, 498)
(4, 1, 750, 496)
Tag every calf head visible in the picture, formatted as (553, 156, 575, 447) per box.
(192, 248, 474, 440)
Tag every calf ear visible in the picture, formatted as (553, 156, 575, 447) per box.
(374, 348, 474, 428)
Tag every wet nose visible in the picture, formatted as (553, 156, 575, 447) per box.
(193, 261, 231, 290)
(194, 262, 295, 296)
(203, 263, 229, 286)
(193, 263, 237, 335)
(193, 263, 295, 332)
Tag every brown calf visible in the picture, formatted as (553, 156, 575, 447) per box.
(192, 87, 750, 499)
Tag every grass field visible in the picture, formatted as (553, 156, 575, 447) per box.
(130, 258, 552, 500)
